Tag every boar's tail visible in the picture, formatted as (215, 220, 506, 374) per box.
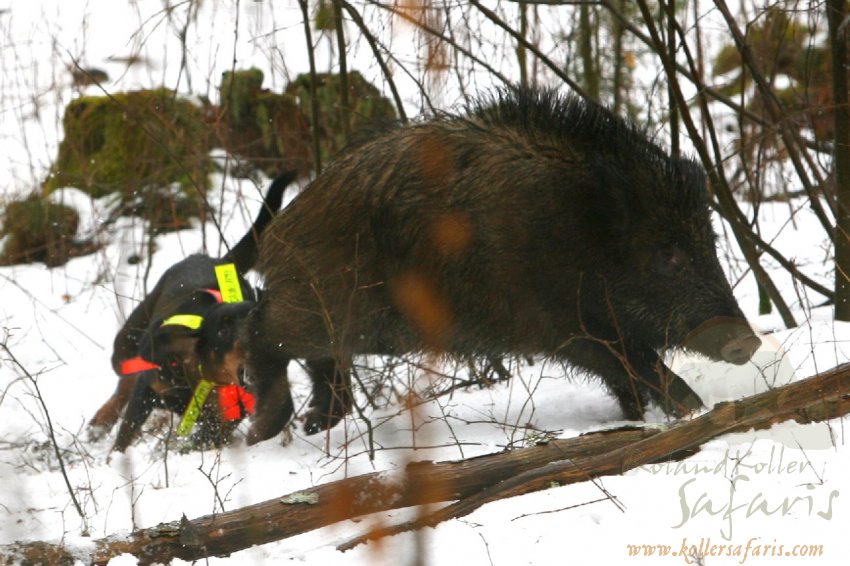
(225, 171, 296, 273)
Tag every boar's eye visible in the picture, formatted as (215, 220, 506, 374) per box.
(656, 247, 688, 274)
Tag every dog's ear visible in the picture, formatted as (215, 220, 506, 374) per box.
(138, 316, 204, 367)
(196, 302, 253, 361)
(198, 303, 253, 344)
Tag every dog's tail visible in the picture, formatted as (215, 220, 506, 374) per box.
(226, 171, 297, 272)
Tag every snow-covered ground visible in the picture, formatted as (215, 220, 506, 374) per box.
(2, 1, 849, 565)
(1, 186, 846, 566)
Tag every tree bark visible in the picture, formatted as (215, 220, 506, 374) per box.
(829, 0, 850, 320)
(4, 363, 850, 565)
(579, 3, 599, 101)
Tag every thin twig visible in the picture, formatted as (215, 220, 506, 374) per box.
(468, 0, 589, 98)
(0, 337, 89, 533)
(337, 0, 407, 122)
(298, 0, 323, 176)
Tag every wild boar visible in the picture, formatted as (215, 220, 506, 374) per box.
(242, 87, 760, 444)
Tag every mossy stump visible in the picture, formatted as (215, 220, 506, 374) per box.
(286, 70, 397, 167)
(44, 88, 211, 228)
(218, 69, 312, 177)
(217, 69, 397, 177)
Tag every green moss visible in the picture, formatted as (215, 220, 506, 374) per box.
(712, 45, 743, 79)
(314, 0, 337, 32)
(43, 71, 396, 223)
(710, 7, 840, 143)
(220, 69, 265, 129)
(0, 194, 80, 266)
(217, 69, 311, 177)
(286, 71, 397, 166)
(44, 89, 211, 205)
(217, 69, 396, 177)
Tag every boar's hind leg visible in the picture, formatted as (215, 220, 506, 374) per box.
(303, 357, 353, 435)
(564, 340, 704, 420)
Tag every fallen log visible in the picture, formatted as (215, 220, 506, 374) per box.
(342, 362, 850, 547)
(3, 363, 849, 565)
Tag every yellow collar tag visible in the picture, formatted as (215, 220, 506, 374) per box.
(215, 263, 243, 303)
(161, 314, 204, 330)
(176, 378, 215, 436)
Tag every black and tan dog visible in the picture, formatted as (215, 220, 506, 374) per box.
(90, 172, 294, 452)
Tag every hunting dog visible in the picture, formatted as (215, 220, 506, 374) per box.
(90, 172, 294, 452)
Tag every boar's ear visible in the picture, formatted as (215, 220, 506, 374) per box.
(672, 156, 712, 211)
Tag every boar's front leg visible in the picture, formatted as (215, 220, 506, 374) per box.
(243, 301, 299, 445)
(245, 353, 295, 445)
(563, 339, 704, 420)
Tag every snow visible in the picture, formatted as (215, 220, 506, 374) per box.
(1, 1, 849, 565)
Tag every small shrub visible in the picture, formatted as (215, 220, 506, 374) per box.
(129, 186, 197, 233)
(0, 194, 80, 266)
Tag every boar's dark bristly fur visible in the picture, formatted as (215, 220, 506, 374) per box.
(244, 87, 761, 444)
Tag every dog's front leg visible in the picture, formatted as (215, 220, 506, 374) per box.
(112, 371, 160, 452)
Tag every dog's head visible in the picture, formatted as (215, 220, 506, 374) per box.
(141, 294, 254, 390)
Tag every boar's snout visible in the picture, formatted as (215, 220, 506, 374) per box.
(683, 316, 760, 364)
(720, 333, 761, 365)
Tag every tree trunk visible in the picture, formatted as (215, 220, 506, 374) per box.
(829, 0, 850, 320)
(579, 3, 599, 101)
